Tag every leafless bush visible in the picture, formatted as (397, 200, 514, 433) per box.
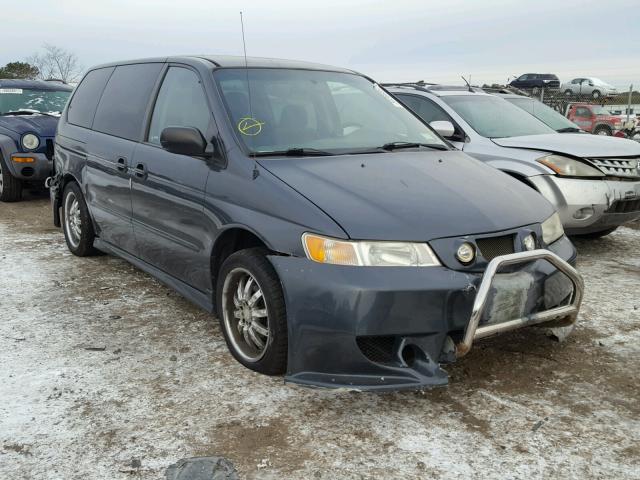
(27, 44, 83, 83)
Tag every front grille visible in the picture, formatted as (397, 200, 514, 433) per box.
(356, 336, 396, 364)
(606, 198, 640, 214)
(589, 157, 640, 179)
(45, 139, 54, 160)
(476, 235, 515, 261)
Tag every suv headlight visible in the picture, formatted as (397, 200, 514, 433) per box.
(541, 212, 564, 244)
(21, 133, 40, 150)
(302, 233, 441, 267)
(537, 155, 604, 177)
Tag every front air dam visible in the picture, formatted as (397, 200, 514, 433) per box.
(268, 249, 583, 392)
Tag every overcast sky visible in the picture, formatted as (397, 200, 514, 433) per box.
(3, 0, 639, 87)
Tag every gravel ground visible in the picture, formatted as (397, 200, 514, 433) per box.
(1, 195, 639, 480)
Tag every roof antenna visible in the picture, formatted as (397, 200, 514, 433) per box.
(240, 11, 259, 178)
(240, 11, 254, 121)
(461, 75, 473, 92)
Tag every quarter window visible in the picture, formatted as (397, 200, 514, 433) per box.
(148, 67, 211, 145)
(67, 67, 114, 128)
(395, 94, 452, 124)
(92, 63, 163, 141)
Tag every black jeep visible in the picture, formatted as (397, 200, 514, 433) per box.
(0, 79, 72, 201)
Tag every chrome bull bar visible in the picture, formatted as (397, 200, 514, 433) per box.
(456, 249, 584, 357)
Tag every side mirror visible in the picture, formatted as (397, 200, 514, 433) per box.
(430, 120, 456, 138)
(160, 127, 209, 157)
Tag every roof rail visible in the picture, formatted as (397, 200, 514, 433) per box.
(482, 85, 530, 96)
(44, 78, 68, 84)
(381, 82, 485, 93)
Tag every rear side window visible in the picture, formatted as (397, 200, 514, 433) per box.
(92, 63, 163, 141)
(147, 67, 211, 145)
(67, 67, 114, 128)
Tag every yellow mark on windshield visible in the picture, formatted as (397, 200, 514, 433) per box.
(238, 117, 265, 136)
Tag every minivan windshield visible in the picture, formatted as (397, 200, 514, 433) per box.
(442, 95, 556, 138)
(214, 68, 446, 155)
(506, 97, 582, 132)
(0, 88, 71, 115)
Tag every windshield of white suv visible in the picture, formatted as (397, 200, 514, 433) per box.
(0, 88, 71, 114)
(443, 95, 556, 138)
(506, 97, 581, 132)
(214, 68, 446, 155)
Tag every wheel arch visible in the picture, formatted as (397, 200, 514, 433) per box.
(53, 172, 92, 228)
(0, 134, 20, 177)
(210, 226, 277, 296)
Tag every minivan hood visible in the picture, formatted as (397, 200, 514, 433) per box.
(0, 114, 59, 137)
(258, 151, 554, 241)
(492, 133, 640, 158)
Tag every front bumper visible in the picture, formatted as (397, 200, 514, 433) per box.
(269, 236, 581, 391)
(8, 152, 52, 182)
(529, 175, 640, 234)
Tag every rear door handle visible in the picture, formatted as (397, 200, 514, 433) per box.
(133, 163, 147, 179)
(116, 157, 128, 173)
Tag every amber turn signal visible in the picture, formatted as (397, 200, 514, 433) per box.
(11, 156, 36, 163)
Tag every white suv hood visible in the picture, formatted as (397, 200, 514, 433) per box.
(492, 133, 640, 158)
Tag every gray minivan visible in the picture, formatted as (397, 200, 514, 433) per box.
(51, 56, 582, 390)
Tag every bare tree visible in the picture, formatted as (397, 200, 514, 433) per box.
(27, 44, 83, 83)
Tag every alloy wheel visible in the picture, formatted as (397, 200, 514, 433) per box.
(64, 192, 82, 248)
(221, 267, 270, 362)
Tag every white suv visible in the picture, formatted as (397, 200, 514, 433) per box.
(562, 78, 618, 99)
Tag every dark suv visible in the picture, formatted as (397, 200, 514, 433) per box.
(0, 79, 72, 201)
(509, 73, 560, 94)
(51, 56, 582, 390)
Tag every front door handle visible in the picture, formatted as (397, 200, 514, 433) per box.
(133, 163, 147, 179)
(116, 157, 128, 173)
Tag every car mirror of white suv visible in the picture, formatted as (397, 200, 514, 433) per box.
(430, 120, 455, 138)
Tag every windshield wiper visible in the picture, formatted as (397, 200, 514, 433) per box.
(253, 148, 334, 157)
(379, 141, 449, 151)
(556, 127, 581, 133)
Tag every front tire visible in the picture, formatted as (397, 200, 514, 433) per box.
(0, 155, 23, 202)
(62, 182, 98, 256)
(216, 248, 288, 375)
(592, 90, 601, 99)
(593, 126, 612, 136)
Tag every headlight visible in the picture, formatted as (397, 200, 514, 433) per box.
(537, 155, 604, 177)
(21, 133, 40, 150)
(302, 233, 441, 267)
(541, 212, 564, 244)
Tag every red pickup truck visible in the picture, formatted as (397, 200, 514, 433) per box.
(566, 103, 624, 136)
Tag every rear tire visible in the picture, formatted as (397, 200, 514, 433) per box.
(62, 182, 99, 256)
(0, 155, 23, 202)
(592, 90, 601, 99)
(532, 86, 540, 95)
(216, 248, 288, 375)
(564, 89, 573, 97)
(573, 227, 617, 239)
